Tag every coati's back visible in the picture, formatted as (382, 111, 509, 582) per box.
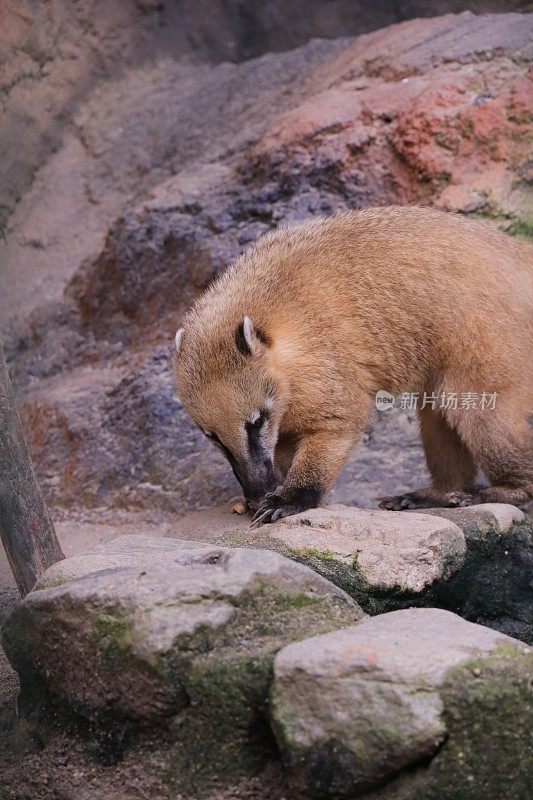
(181, 205, 533, 396)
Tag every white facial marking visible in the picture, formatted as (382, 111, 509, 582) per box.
(175, 328, 184, 354)
(249, 410, 261, 424)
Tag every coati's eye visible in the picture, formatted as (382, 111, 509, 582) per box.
(246, 409, 268, 433)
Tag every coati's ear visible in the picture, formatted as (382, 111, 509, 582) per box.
(235, 316, 269, 356)
(175, 328, 184, 355)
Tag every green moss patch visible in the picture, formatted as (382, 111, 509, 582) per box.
(416, 649, 533, 800)
(161, 585, 359, 795)
(90, 614, 133, 667)
(504, 218, 533, 242)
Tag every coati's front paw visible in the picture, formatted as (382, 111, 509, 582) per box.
(250, 494, 289, 526)
(379, 489, 478, 511)
(251, 486, 320, 527)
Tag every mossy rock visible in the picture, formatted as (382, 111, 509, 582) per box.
(2, 536, 362, 794)
(270, 608, 532, 800)
(173, 502, 533, 641)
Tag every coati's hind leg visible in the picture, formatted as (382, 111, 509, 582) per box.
(379, 406, 478, 510)
(457, 399, 533, 509)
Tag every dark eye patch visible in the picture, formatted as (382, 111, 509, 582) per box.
(245, 410, 268, 434)
(245, 410, 269, 456)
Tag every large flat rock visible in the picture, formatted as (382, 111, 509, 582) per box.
(2, 535, 361, 725)
(175, 503, 466, 593)
(271, 608, 532, 799)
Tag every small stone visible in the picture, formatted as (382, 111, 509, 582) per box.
(231, 499, 248, 515)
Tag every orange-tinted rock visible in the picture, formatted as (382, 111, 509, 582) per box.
(252, 38, 532, 218)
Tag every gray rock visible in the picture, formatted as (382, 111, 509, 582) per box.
(14, 349, 240, 513)
(413, 502, 525, 537)
(420, 503, 533, 643)
(174, 501, 533, 641)
(268, 505, 466, 593)
(3, 535, 361, 725)
(271, 608, 532, 799)
(172, 503, 466, 606)
(6, 1, 523, 233)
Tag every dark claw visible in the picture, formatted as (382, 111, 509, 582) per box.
(446, 491, 478, 508)
(379, 493, 423, 511)
(251, 507, 275, 528)
(250, 495, 294, 528)
(379, 489, 479, 511)
(250, 486, 320, 528)
(378, 496, 401, 511)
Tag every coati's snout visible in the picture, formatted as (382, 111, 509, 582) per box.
(175, 316, 284, 506)
(229, 432, 280, 506)
(202, 406, 280, 505)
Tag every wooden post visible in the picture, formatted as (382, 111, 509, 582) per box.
(0, 340, 64, 596)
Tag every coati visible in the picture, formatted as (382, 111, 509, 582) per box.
(174, 206, 533, 525)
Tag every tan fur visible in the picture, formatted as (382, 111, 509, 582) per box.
(175, 205, 533, 519)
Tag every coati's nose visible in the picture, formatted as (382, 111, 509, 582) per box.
(237, 458, 279, 504)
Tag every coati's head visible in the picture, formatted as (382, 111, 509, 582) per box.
(175, 316, 286, 505)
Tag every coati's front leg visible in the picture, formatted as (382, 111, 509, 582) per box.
(251, 430, 355, 526)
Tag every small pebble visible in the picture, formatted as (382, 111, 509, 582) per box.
(472, 667, 482, 677)
(231, 500, 248, 515)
